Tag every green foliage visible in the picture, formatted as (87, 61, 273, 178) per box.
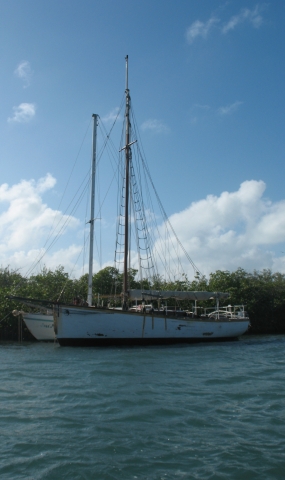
(24, 266, 74, 303)
(72, 273, 89, 301)
(0, 265, 74, 340)
(209, 268, 285, 333)
(93, 266, 121, 296)
(92, 266, 141, 298)
(0, 267, 28, 340)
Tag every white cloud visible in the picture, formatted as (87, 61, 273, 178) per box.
(189, 102, 242, 124)
(186, 17, 219, 44)
(14, 60, 33, 87)
(141, 119, 170, 134)
(154, 180, 285, 277)
(3, 245, 90, 280)
(186, 5, 265, 44)
(186, 17, 220, 44)
(32, 245, 89, 278)
(217, 101, 243, 116)
(222, 5, 264, 34)
(101, 108, 122, 124)
(8, 103, 36, 123)
(0, 175, 80, 274)
(194, 104, 211, 111)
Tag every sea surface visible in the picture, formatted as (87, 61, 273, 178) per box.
(0, 335, 285, 479)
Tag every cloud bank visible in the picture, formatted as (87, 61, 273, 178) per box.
(0, 174, 82, 276)
(1, 176, 285, 279)
(160, 180, 285, 277)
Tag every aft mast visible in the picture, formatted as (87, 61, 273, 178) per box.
(87, 113, 98, 306)
(122, 55, 131, 310)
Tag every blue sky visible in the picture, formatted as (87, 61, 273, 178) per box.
(1, 0, 285, 279)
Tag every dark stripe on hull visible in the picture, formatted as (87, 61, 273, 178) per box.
(57, 336, 239, 347)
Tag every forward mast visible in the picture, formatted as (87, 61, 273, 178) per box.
(123, 55, 131, 310)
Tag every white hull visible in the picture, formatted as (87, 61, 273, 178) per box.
(54, 306, 249, 346)
(22, 313, 55, 341)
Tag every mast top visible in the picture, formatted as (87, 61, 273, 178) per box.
(125, 55, 129, 91)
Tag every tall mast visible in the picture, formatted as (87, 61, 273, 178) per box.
(87, 113, 98, 306)
(123, 55, 130, 310)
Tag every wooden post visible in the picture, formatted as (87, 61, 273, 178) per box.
(18, 314, 22, 343)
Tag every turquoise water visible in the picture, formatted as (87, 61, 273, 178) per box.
(0, 336, 285, 479)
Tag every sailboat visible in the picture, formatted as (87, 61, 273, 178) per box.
(11, 56, 250, 346)
(22, 312, 55, 341)
(12, 309, 55, 341)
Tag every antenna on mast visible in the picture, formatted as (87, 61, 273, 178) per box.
(125, 55, 128, 91)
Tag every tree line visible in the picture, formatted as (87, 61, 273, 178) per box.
(1, 265, 285, 340)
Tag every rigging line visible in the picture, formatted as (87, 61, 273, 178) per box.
(130, 181, 144, 284)
(91, 123, 103, 271)
(21, 177, 90, 277)
(139, 187, 187, 284)
(40, 117, 93, 256)
(23, 208, 84, 282)
(130, 114, 159, 232)
(143, 155, 202, 276)
(23, 169, 92, 279)
(131, 168, 168, 280)
(114, 152, 125, 269)
(98, 93, 125, 139)
(131, 107, 202, 277)
(59, 117, 93, 210)
(83, 167, 91, 277)
(42, 180, 90, 250)
(22, 177, 91, 281)
(130, 166, 156, 279)
(131, 167, 157, 279)
(29, 116, 119, 279)
(97, 97, 125, 168)
(130, 118, 154, 238)
(97, 128, 117, 171)
(130, 110, 201, 273)
(12, 111, 120, 286)
(97, 122, 125, 196)
(35, 122, 115, 273)
(56, 234, 90, 302)
(95, 154, 102, 270)
(93, 160, 120, 224)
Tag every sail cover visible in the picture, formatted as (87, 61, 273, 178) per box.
(129, 290, 229, 301)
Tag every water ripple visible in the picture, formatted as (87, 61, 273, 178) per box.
(0, 336, 285, 479)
